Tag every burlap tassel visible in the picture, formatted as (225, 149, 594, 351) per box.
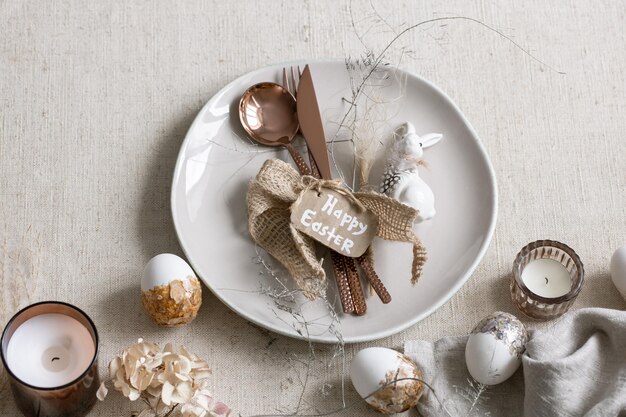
(353, 191, 427, 285)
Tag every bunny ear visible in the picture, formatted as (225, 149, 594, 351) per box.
(394, 122, 416, 139)
(421, 133, 443, 148)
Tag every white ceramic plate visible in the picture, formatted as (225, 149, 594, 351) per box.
(171, 60, 497, 343)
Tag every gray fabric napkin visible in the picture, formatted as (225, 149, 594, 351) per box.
(404, 308, 626, 417)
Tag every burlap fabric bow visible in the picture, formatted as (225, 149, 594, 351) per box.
(247, 159, 427, 300)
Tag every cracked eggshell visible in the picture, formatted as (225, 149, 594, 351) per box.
(610, 245, 626, 300)
(141, 253, 202, 327)
(350, 347, 423, 414)
(465, 312, 528, 386)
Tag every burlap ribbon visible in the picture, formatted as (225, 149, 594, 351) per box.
(247, 159, 427, 300)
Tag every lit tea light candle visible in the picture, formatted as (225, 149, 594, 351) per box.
(5, 314, 95, 388)
(510, 240, 584, 320)
(520, 258, 572, 298)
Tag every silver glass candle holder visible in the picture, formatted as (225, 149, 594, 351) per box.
(511, 240, 584, 320)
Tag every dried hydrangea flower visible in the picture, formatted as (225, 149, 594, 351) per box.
(97, 339, 229, 417)
(96, 381, 108, 401)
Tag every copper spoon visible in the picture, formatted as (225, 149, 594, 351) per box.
(239, 82, 310, 175)
(239, 80, 355, 314)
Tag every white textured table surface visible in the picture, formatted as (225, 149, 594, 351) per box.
(1, 1, 625, 415)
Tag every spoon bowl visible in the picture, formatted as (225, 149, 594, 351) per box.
(239, 82, 299, 146)
(239, 82, 310, 174)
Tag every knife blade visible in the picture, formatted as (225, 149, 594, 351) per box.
(296, 65, 333, 180)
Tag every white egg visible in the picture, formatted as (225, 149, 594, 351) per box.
(465, 312, 528, 386)
(142, 253, 196, 290)
(141, 253, 202, 327)
(610, 245, 626, 300)
(351, 347, 423, 414)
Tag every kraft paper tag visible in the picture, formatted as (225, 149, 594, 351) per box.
(291, 188, 378, 257)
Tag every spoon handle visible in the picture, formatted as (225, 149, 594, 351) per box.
(284, 144, 311, 176)
(330, 251, 355, 313)
(284, 142, 355, 313)
(308, 148, 320, 178)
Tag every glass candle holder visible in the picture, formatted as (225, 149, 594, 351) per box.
(511, 240, 584, 320)
(1, 301, 99, 417)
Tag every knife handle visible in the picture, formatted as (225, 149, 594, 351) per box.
(344, 256, 367, 316)
(285, 142, 354, 312)
(285, 144, 311, 176)
(357, 256, 391, 304)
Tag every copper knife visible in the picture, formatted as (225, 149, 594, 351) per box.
(296, 65, 369, 315)
(296, 65, 333, 181)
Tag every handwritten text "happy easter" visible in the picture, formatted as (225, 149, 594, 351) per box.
(298, 194, 370, 255)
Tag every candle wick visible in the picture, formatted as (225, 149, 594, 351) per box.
(545, 277, 549, 284)
(51, 357, 60, 362)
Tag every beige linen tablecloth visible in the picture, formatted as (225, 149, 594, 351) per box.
(1, 1, 625, 416)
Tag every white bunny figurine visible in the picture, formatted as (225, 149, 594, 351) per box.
(380, 122, 443, 222)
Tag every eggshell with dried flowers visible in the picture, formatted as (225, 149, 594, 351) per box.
(350, 347, 424, 414)
(141, 253, 202, 327)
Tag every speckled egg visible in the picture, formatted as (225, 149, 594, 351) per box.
(610, 245, 626, 301)
(465, 311, 528, 385)
(141, 253, 202, 327)
(350, 347, 424, 414)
